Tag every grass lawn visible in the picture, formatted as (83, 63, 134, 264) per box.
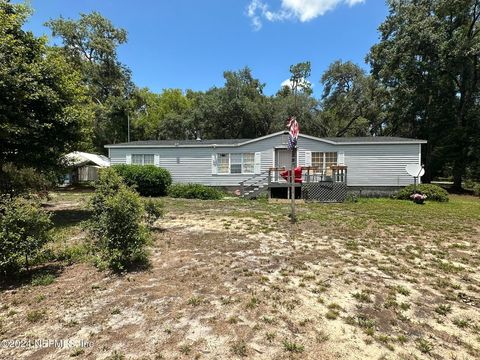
(0, 193, 479, 359)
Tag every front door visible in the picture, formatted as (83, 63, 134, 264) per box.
(275, 149, 292, 182)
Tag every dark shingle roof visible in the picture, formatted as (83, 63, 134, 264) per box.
(105, 132, 426, 148)
(111, 139, 252, 146)
(322, 136, 423, 143)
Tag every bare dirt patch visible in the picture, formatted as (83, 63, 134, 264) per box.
(1, 195, 479, 359)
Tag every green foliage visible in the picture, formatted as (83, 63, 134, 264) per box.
(143, 198, 164, 227)
(113, 165, 172, 197)
(87, 168, 149, 272)
(464, 180, 480, 197)
(46, 11, 133, 151)
(168, 183, 223, 200)
(320, 60, 386, 137)
(31, 273, 56, 286)
(394, 184, 449, 202)
(0, 197, 53, 274)
(131, 88, 193, 140)
(0, 1, 90, 172)
(0, 163, 51, 197)
(368, 0, 480, 188)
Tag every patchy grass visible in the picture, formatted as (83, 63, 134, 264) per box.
(0, 193, 478, 359)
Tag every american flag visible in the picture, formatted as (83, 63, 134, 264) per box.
(286, 116, 299, 150)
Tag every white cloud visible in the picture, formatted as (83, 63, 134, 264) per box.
(281, 77, 312, 89)
(246, 0, 365, 30)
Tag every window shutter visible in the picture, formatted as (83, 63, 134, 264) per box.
(154, 154, 160, 166)
(211, 153, 217, 175)
(304, 151, 312, 167)
(126, 154, 132, 164)
(254, 152, 261, 174)
(338, 151, 345, 165)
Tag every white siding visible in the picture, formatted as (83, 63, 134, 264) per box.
(109, 134, 422, 187)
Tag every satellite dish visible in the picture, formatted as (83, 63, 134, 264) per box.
(406, 164, 425, 177)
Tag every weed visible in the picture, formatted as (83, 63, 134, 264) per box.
(246, 296, 259, 309)
(70, 348, 85, 357)
(228, 316, 240, 324)
(266, 332, 276, 342)
(187, 296, 202, 306)
(231, 340, 247, 357)
(453, 318, 470, 329)
(283, 340, 304, 353)
(179, 344, 191, 355)
(316, 330, 329, 343)
(395, 285, 410, 296)
(416, 338, 434, 354)
(261, 316, 276, 324)
(27, 309, 46, 323)
(396, 335, 408, 344)
(325, 309, 340, 320)
(31, 274, 55, 286)
(106, 351, 125, 360)
(435, 304, 452, 316)
(352, 290, 372, 303)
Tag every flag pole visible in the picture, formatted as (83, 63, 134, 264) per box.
(288, 78, 298, 223)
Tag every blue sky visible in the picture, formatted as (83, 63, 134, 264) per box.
(18, 0, 388, 97)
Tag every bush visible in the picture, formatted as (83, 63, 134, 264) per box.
(464, 180, 480, 197)
(113, 165, 172, 197)
(394, 184, 449, 202)
(0, 197, 53, 274)
(143, 198, 164, 227)
(168, 183, 223, 200)
(0, 163, 51, 197)
(87, 168, 149, 272)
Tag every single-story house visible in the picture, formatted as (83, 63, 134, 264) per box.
(105, 131, 426, 196)
(63, 151, 110, 185)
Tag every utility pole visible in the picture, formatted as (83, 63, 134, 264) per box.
(127, 113, 130, 143)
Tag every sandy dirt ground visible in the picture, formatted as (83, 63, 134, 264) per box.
(0, 195, 479, 359)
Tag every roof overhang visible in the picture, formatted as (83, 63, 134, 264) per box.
(104, 132, 427, 148)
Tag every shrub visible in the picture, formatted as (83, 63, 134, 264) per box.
(113, 165, 172, 197)
(0, 197, 53, 274)
(394, 184, 449, 202)
(0, 163, 51, 197)
(87, 168, 149, 272)
(168, 183, 223, 200)
(143, 198, 164, 227)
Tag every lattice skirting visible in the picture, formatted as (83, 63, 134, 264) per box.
(302, 182, 347, 203)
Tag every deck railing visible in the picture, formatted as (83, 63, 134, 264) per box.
(267, 165, 347, 185)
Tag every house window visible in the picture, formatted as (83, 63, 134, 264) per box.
(132, 154, 155, 165)
(218, 154, 230, 174)
(144, 154, 154, 165)
(312, 152, 337, 171)
(230, 154, 242, 174)
(217, 153, 255, 174)
(242, 153, 255, 174)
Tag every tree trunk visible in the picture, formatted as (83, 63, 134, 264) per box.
(452, 157, 465, 191)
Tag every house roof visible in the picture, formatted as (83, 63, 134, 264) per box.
(64, 151, 110, 167)
(105, 131, 427, 148)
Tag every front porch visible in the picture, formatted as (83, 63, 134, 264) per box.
(240, 165, 348, 202)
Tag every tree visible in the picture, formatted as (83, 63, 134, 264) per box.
(0, 197, 53, 274)
(131, 88, 193, 140)
(368, 0, 480, 187)
(46, 11, 134, 151)
(270, 62, 321, 135)
(319, 60, 386, 137)
(0, 1, 89, 175)
(194, 67, 273, 139)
